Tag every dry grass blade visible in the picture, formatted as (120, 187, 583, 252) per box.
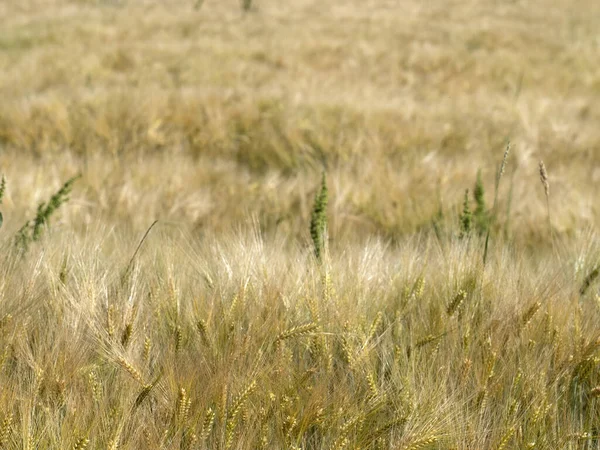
(121, 220, 159, 283)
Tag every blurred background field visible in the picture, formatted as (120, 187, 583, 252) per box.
(1, 1, 600, 449)
(1, 0, 599, 245)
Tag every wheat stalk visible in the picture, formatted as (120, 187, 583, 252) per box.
(484, 140, 510, 264)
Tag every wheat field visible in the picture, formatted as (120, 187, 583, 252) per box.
(1, 0, 600, 448)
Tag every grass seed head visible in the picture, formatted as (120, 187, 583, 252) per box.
(539, 160, 550, 197)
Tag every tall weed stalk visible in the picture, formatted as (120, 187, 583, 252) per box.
(483, 141, 510, 265)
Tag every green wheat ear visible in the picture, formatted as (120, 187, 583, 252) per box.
(459, 188, 472, 238)
(31, 174, 80, 241)
(14, 174, 80, 252)
(473, 169, 489, 235)
(310, 172, 328, 262)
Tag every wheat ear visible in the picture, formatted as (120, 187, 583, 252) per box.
(539, 160, 551, 234)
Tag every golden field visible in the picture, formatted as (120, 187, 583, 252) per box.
(1, 0, 600, 448)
